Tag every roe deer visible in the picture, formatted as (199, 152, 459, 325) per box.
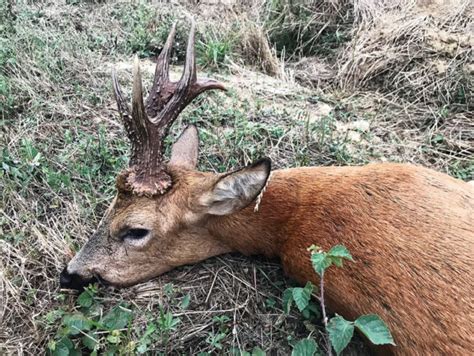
(60, 23, 474, 355)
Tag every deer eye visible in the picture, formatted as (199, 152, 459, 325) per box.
(122, 228, 149, 240)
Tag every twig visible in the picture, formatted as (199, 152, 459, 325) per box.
(319, 270, 332, 356)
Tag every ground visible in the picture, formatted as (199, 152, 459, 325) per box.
(0, 0, 472, 355)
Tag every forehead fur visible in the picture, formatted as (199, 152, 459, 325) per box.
(110, 167, 218, 229)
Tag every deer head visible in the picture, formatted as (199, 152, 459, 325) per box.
(60, 22, 271, 290)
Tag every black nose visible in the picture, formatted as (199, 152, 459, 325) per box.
(59, 266, 98, 291)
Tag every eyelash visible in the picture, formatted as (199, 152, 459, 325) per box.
(122, 228, 149, 240)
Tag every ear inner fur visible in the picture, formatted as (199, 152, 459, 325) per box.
(200, 158, 271, 215)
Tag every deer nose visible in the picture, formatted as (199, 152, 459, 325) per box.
(59, 266, 97, 291)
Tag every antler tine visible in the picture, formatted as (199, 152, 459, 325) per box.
(129, 56, 149, 166)
(113, 69, 141, 160)
(131, 55, 146, 126)
(112, 69, 131, 121)
(145, 22, 177, 116)
(181, 19, 197, 86)
(180, 18, 226, 98)
(175, 19, 226, 94)
(150, 19, 226, 127)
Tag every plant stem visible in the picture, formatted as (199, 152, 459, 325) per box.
(320, 270, 332, 356)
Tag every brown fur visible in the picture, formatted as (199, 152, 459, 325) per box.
(205, 164, 474, 355)
(68, 161, 474, 355)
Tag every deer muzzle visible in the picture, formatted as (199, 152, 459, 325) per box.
(59, 266, 99, 291)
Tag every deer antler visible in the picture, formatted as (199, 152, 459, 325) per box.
(112, 21, 226, 196)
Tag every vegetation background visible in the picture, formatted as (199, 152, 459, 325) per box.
(1, 0, 472, 354)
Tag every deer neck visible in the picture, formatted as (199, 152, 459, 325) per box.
(205, 171, 296, 258)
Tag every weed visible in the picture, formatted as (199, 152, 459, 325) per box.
(46, 285, 134, 355)
(197, 30, 233, 70)
(157, 306, 180, 344)
(449, 160, 474, 181)
(206, 331, 227, 351)
(291, 339, 319, 356)
(284, 245, 394, 355)
(44, 283, 186, 355)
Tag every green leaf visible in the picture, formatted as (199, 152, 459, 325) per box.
(158, 310, 180, 331)
(354, 314, 395, 346)
(104, 346, 118, 356)
(301, 302, 320, 320)
(292, 282, 314, 312)
(328, 245, 354, 261)
(77, 291, 93, 308)
(82, 333, 98, 351)
(180, 294, 191, 309)
(327, 315, 354, 355)
(45, 309, 65, 324)
(52, 343, 69, 356)
(252, 347, 266, 356)
(62, 313, 92, 335)
(311, 252, 332, 276)
(164, 283, 174, 296)
(291, 338, 319, 356)
(106, 334, 120, 344)
(265, 298, 276, 308)
(53, 337, 74, 356)
(102, 305, 132, 330)
(282, 288, 294, 313)
(137, 343, 148, 354)
(68, 349, 81, 356)
(142, 322, 157, 339)
(237, 351, 250, 356)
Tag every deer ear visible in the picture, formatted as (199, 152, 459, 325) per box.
(169, 125, 199, 170)
(200, 158, 271, 216)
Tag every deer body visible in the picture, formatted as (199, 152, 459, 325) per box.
(204, 164, 474, 355)
(59, 23, 474, 355)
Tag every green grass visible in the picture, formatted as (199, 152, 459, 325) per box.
(197, 29, 234, 70)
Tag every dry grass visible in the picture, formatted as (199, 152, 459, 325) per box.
(1, 0, 472, 355)
(239, 21, 282, 77)
(337, 0, 473, 107)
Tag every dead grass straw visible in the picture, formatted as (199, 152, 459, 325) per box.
(337, 0, 473, 107)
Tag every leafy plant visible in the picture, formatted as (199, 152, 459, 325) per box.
(206, 331, 227, 351)
(284, 245, 395, 355)
(291, 338, 319, 356)
(47, 287, 133, 355)
(205, 314, 232, 352)
(46, 283, 185, 355)
(197, 31, 233, 70)
(283, 282, 319, 320)
(157, 305, 180, 343)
